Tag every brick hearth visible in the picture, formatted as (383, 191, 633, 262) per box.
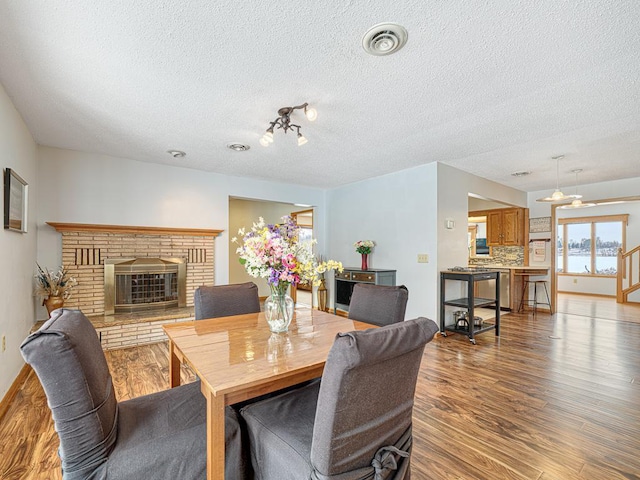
(47, 223, 222, 316)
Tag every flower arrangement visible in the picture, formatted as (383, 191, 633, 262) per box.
(354, 240, 375, 255)
(34, 264, 77, 301)
(232, 216, 343, 296)
(315, 255, 328, 280)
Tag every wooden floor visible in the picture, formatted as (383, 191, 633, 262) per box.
(557, 292, 640, 324)
(1, 302, 640, 479)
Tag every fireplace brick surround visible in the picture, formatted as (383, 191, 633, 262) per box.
(47, 223, 222, 317)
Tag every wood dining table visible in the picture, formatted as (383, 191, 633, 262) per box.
(162, 308, 376, 480)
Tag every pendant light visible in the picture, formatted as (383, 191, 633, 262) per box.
(536, 155, 582, 203)
(558, 169, 596, 209)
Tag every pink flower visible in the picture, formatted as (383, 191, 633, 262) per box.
(282, 254, 296, 269)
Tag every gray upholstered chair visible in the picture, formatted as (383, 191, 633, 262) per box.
(20, 308, 248, 480)
(194, 281, 261, 320)
(348, 283, 409, 326)
(240, 317, 439, 480)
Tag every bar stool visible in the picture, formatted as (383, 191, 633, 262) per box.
(518, 279, 552, 314)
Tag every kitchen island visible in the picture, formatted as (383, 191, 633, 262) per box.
(471, 265, 550, 311)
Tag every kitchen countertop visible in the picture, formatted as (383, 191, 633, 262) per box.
(470, 265, 549, 270)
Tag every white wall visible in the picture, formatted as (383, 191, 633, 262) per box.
(0, 83, 38, 401)
(528, 177, 640, 300)
(229, 198, 305, 297)
(36, 147, 327, 316)
(468, 197, 513, 211)
(327, 163, 439, 320)
(327, 162, 527, 321)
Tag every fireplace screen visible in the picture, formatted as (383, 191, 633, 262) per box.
(104, 258, 186, 314)
(115, 272, 178, 306)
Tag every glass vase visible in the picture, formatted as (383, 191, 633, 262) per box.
(266, 332, 293, 363)
(265, 287, 294, 333)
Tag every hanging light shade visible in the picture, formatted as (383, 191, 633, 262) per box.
(558, 169, 596, 209)
(536, 155, 582, 203)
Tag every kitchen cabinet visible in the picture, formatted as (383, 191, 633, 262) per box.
(486, 207, 527, 246)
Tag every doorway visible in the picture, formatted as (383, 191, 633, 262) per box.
(228, 198, 315, 308)
(551, 195, 640, 317)
(290, 209, 314, 308)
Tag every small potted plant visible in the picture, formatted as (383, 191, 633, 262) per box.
(35, 264, 77, 315)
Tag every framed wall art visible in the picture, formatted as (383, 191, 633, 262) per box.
(529, 216, 551, 233)
(4, 168, 28, 233)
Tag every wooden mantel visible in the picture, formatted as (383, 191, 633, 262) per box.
(46, 222, 223, 237)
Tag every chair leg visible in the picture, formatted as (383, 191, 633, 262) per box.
(532, 282, 538, 315)
(518, 281, 528, 313)
(542, 282, 552, 314)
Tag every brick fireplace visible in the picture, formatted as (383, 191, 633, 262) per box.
(47, 223, 222, 316)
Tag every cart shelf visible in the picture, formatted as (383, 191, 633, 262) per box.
(443, 322, 496, 336)
(443, 297, 497, 309)
(439, 269, 501, 345)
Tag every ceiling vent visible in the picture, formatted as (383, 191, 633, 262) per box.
(362, 23, 408, 56)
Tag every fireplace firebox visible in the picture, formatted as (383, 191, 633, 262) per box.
(104, 258, 186, 314)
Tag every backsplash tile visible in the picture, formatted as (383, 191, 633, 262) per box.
(469, 246, 524, 266)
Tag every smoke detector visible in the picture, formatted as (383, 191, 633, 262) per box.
(362, 23, 408, 56)
(227, 143, 250, 152)
(167, 150, 186, 158)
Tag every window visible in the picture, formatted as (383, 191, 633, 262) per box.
(557, 214, 627, 276)
(468, 215, 490, 257)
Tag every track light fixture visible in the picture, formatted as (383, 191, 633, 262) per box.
(260, 103, 317, 147)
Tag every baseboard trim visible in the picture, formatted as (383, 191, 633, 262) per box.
(0, 364, 32, 424)
(558, 291, 615, 298)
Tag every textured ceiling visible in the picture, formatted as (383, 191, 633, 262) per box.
(1, 0, 639, 192)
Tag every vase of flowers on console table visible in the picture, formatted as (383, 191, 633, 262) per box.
(35, 264, 77, 315)
(315, 255, 330, 312)
(354, 240, 375, 271)
(233, 216, 343, 333)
